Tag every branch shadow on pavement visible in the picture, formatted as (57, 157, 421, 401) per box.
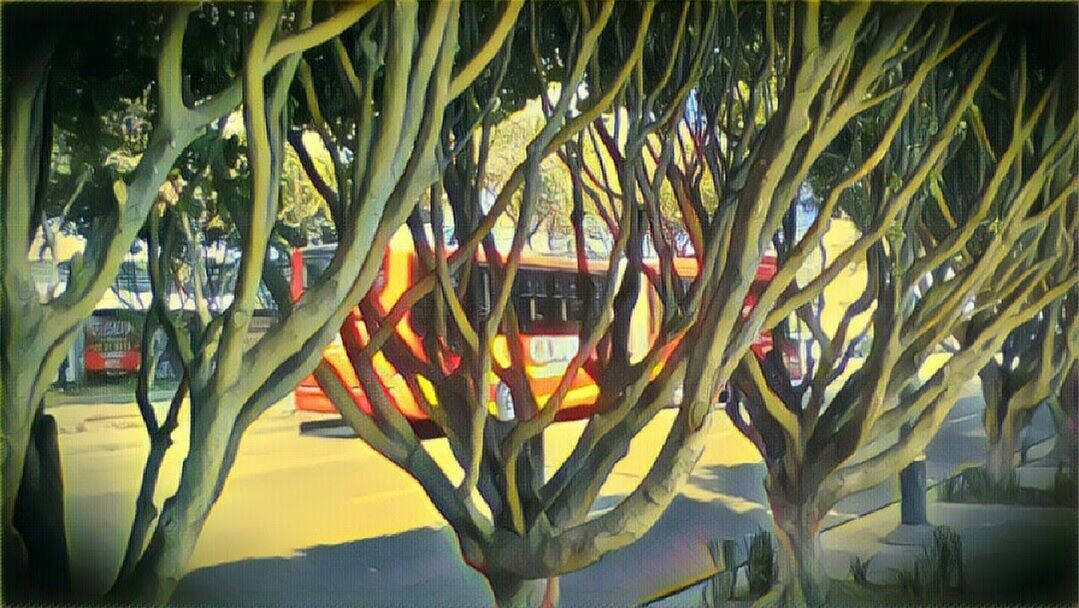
(173, 463, 775, 606)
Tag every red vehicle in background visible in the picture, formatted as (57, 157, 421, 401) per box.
(293, 227, 801, 437)
(83, 310, 142, 375)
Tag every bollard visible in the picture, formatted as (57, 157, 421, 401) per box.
(899, 458, 928, 525)
(899, 421, 928, 525)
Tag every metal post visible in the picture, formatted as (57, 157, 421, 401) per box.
(899, 422, 928, 525)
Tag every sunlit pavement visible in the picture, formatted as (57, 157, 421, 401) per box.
(53, 381, 1053, 606)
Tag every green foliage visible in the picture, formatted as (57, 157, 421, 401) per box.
(182, 4, 249, 97)
(702, 538, 739, 608)
(745, 528, 776, 598)
(696, 531, 776, 606)
(936, 464, 1079, 507)
(939, 464, 1078, 508)
(278, 138, 335, 245)
(894, 566, 925, 603)
(932, 527, 964, 593)
(849, 555, 874, 587)
(483, 98, 566, 215)
(14, 2, 251, 244)
(895, 527, 964, 604)
(940, 466, 1017, 503)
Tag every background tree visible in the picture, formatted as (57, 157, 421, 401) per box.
(954, 7, 1079, 489)
(973, 296, 1077, 488)
(725, 8, 1078, 605)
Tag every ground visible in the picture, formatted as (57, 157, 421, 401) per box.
(49, 371, 1059, 606)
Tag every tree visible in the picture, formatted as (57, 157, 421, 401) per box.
(114, 196, 193, 589)
(974, 297, 1077, 488)
(3, 4, 242, 599)
(958, 6, 1079, 488)
(4, 0, 518, 602)
(312, 2, 715, 605)
(110, 1, 523, 601)
(724, 9, 1078, 605)
(312, 3, 960, 606)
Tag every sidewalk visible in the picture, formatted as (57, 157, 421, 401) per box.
(45, 386, 180, 407)
(47, 397, 334, 455)
(821, 500, 1075, 583)
(652, 454, 1075, 607)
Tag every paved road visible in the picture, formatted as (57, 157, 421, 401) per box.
(53, 380, 1053, 606)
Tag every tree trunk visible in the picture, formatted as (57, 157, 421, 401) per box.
(2, 356, 40, 550)
(112, 432, 171, 589)
(3, 37, 57, 584)
(986, 414, 1018, 490)
(1, 395, 33, 602)
(768, 495, 827, 607)
(487, 573, 559, 608)
(9, 411, 71, 603)
(109, 407, 236, 603)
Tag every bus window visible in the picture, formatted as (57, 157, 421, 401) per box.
(514, 269, 607, 335)
(514, 270, 554, 334)
(552, 273, 569, 321)
(408, 264, 610, 338)
(566, 273, 603, 325)
(411, 292, 436, 336)
(411, 264, 467, 346)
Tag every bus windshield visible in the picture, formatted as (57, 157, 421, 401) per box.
(410, 264, 608, 338)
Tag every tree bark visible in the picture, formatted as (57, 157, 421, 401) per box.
(487, 573, 559, 608)
(112, 432, 171, 589)
(768, 493, 827, 607)
(986, 413, 1019, 490)
(8, 411, 71, 603)
(0, 341, 45, 601)
(2, 366, 37, 594)
(109, 407, 236, 603)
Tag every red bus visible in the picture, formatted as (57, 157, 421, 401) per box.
(83, 310, 143, 375)
(293, 228, 800, 435)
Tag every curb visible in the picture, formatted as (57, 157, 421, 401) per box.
(45, 390, 181, 407)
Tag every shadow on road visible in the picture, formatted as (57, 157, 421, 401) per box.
(173, 393, 1034, 606)
(173, 463, 775, 606)
(174, 526, 488, 606)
